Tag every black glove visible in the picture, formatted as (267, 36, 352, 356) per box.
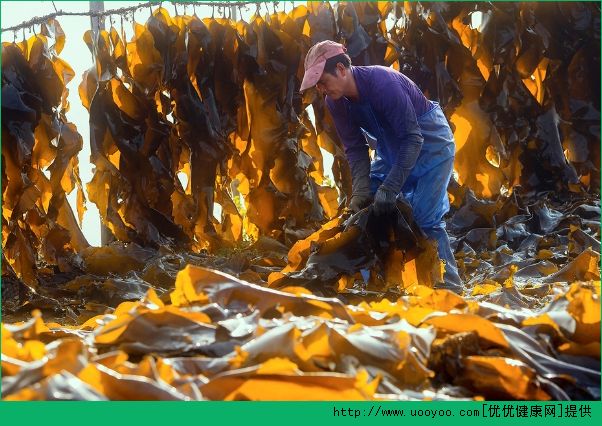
(349, 193, 372, 213)
(373, 136, 423, 217)
(347, 156, 372, 213)
(373, 185, 398, 216)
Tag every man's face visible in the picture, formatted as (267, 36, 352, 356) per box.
(316, 65, 347, 100)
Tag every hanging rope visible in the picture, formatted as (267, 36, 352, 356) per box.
(1, 1, 260, 33)
(120, 14, 125, 39)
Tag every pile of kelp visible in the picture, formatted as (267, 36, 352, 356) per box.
(2, 228, 600, 400)
(2, 2, 600, 400)
(2, 184, 600, 400)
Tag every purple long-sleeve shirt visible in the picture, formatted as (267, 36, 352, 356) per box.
(325, 66, 453, 173)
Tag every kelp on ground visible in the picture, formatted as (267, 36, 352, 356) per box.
(2, 189, 600, 400)
(2, 256, 600, 400)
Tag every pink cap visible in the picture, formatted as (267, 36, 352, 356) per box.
(300, 40, 347, 92)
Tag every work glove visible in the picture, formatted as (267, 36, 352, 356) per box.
(373, 137, 423, 215)
(347, 156, 372, 213)
(349, 193, 372, 213)
(373, 185, 399, 216)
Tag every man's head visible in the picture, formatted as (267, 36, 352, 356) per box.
(300, 40, 353, 100)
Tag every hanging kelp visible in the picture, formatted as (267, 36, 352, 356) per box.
(3, 2, 599, 271)
(2, 20, 88, 290)
(79, 6, 342, 251)
(387, 1, 600, 197)
(76, 2, 599, 251)
(80, 16, 199, 249)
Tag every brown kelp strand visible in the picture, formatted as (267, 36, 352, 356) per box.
(76, 7, 341, 253)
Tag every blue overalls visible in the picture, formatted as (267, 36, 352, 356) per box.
(349, 100, 463, 291)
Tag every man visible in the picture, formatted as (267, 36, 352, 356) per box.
(300, 40, 463, 292)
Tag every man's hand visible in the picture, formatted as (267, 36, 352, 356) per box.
(348, 193, 373, 213)
(373, 185, 398, 216)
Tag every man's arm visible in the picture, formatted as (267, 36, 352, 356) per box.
(325, 97, 369, 163)
(325, 97, 372, 212)
(370, 74, 424, 181)
(369, 73, 424, 214)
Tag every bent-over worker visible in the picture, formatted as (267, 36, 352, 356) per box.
(300, 40, 463, 292)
